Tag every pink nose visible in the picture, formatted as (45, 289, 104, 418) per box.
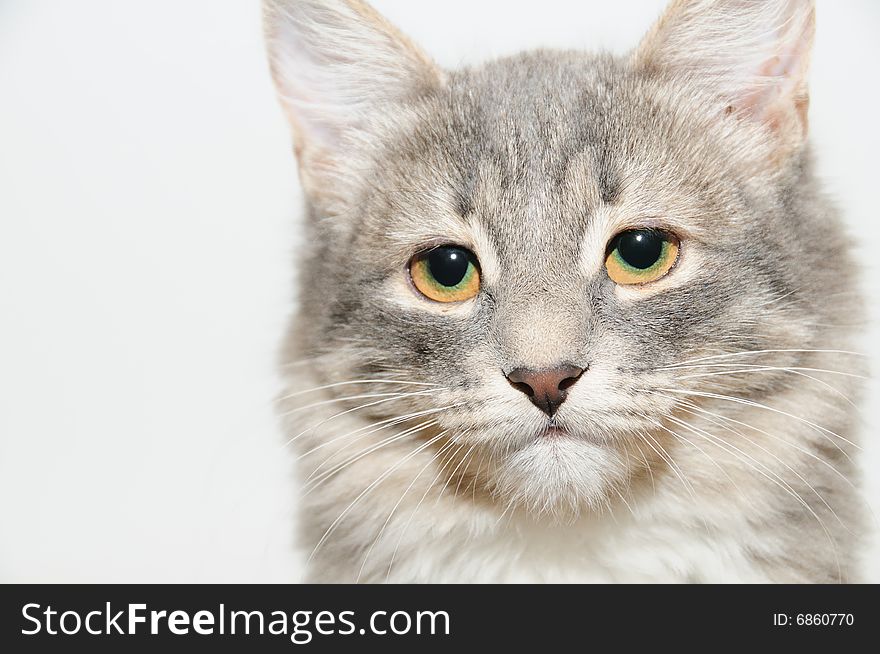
(505, 364, 585, 417)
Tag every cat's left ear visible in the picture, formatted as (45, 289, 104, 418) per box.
(633, 0, 815, 161)
(263, 0, 444, 205)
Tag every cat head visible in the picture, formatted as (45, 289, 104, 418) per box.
(266, 0, 855, 516)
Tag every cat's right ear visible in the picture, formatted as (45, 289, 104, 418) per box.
(263, 0, 443, 205)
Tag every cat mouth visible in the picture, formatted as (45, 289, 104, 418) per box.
(537, 423, 605, 445)
(541, 425, 569, 439)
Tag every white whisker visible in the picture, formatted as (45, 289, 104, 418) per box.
(280, 389, 444, 450)
(355, 429, 452, 583)
(657, 388, 861, 451)
(303, 417, 443, 494)
(660, 348, 867, 369)
(278, 378, 439, 402)
(303, 432, 450, 579)
(660, 412, 842, 582)
(384, 435, 465, 583)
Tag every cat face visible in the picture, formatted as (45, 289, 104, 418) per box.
(266, 0, 856, 515)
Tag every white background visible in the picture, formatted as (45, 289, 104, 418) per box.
(0, 0, 877, 582)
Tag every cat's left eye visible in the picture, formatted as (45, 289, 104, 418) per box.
(605, 229, 680, 285)
(409, 246, 480, 303)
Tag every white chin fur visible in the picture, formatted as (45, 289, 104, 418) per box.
(491, 437, 627, 519)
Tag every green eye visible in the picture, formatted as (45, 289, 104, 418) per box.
(605, 229, 680, 285)
(409, 246, 480, 302)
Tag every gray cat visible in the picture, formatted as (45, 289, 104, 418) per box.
(265, 0, 866, 582)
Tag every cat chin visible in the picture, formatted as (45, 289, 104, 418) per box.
(489, 435, 629, 519)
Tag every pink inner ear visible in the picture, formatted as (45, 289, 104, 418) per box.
(730, 46, 810, 139)
(635, 0, 816, 148)
(738, 58, 788, 116)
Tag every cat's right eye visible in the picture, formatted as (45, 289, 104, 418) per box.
(409, 246, 481, 303)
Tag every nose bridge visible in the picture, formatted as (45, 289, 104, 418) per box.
(494, 285, 587, 371)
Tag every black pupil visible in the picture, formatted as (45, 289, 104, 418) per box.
(427, 247, 470, 287)
(616, 230, 664, 269)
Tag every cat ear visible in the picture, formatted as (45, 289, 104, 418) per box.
(634, 0, 815, 158)
(263, 0, 443, 202)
